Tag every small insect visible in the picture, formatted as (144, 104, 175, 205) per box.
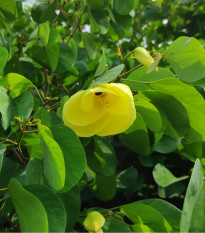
(95, 92, 102, 96)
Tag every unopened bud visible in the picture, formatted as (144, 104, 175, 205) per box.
(132, 47, 157, 70)
(83, 211, 105, 233)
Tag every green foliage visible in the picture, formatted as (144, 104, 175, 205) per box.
(8, 178, 49, 232)
(1, 0, 205, 232)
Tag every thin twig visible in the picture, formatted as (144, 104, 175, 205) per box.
(43, 69, 49, 96)
(33, 85, 44, 104)
(47, 103, 61, 112)
(66, 6, 83, 44)
(67, 82, 79, 95)
(120, 78, 149, 84)
(118, 64, 143, 79)
(53, 0, 68, 24)
(13, 149, 26, 166)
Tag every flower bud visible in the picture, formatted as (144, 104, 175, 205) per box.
(132, 47, 157, 71)
(83, 211, 105, 233)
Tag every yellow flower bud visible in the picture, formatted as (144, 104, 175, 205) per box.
(132, 47, 157, 71)
(63, 83, 136, 137)
(83, 211, 105, 233)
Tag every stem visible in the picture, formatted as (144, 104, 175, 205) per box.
(23, 130, 38, 133)
(120, 78, 149, 84)
(47, 103, 61, 112)
(33, 85, 44, 104)
(122, 50, 135, 63)
(0, 138, 17, 145)
(0, 187, 8, 191)
(44, 69, 50, 96)
(66, 5, 83, 44)
(118, 64, 143, 79)
(13, 149, 26, 166)
(53, 0, 68, 24)
(67, 82, 79, 95)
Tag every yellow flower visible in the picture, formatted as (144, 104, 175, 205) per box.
(63, 83, 136, 137)
(83, 211, 105, 233)
(132, 47, 158, 71)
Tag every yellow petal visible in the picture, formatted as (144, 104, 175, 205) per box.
(63, 90, 105, 126)
(83, 211, 105, 232)
(64, 114, 112, 137)
(97, 106, 136, 136)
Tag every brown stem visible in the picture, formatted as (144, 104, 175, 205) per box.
(66, 6, 83, 44)
(47, 103, 61, 112)
(53, 0, 68, 24)
(43, 69, 49, 96)
(13, 149, 26, 166)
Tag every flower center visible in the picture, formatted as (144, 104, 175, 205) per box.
(95, 92, 110, 108)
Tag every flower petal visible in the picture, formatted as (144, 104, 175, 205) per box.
(63, 90, 105, 126)
(64, 113, 112, 137)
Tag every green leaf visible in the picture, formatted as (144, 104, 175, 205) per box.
(132, 223, 154, 232)
(31, 0, 57, 23)
(50, 125, 86, 192)
(95, 49, 106, 76)
(91, 10, 109, 34)
(142, 90, 190, 138)
(59, 186, 81, 231)
(153, 163, 188, 188)
(138, 199, 181, 231)
(150, 78, 205, 140)
(0, 87, 12, 130)
(121, 112, 150, 155)
(25, 184, 66, 232)
(154, 134, 181, 154)
(0, 73, 33, 98)
(158, 179, 187, 199)
(38, 124, 65, 191)
(116, 167, 138, 189)
(121, 202, 172, 232)
(34, 107, 51, 127)
(22, 133, 43, 159)
(190, 180, 205, 232)
(92, 174, 116, 201)
(12, 91, 34, 124)
(123, 67, 175, 91)
(8, 178, 48, 232)
(56, 96, 69, 120)
(86, 136, 117, 176)
(164, 36, 205, 82)
(135, 98, 162, 132)
(113, 0, 135, 15)
(0, 47, 8, 73)
(103, 218, 132, 232)
(0, 0, 16, 16)
(90, 64, 124, 87)
(0, 157, 19, 190)
(39, 22, 50, 46)
(55, 43, 75, 73)
(180, 159, 204, 232)
(25, 158, 44, 185)
(82, 32, 98, 60)
(27, 43, 59, 72)
(47, 28, 60, 45)
(89, 0, 108, 9)
(0, 142, 6, 172)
